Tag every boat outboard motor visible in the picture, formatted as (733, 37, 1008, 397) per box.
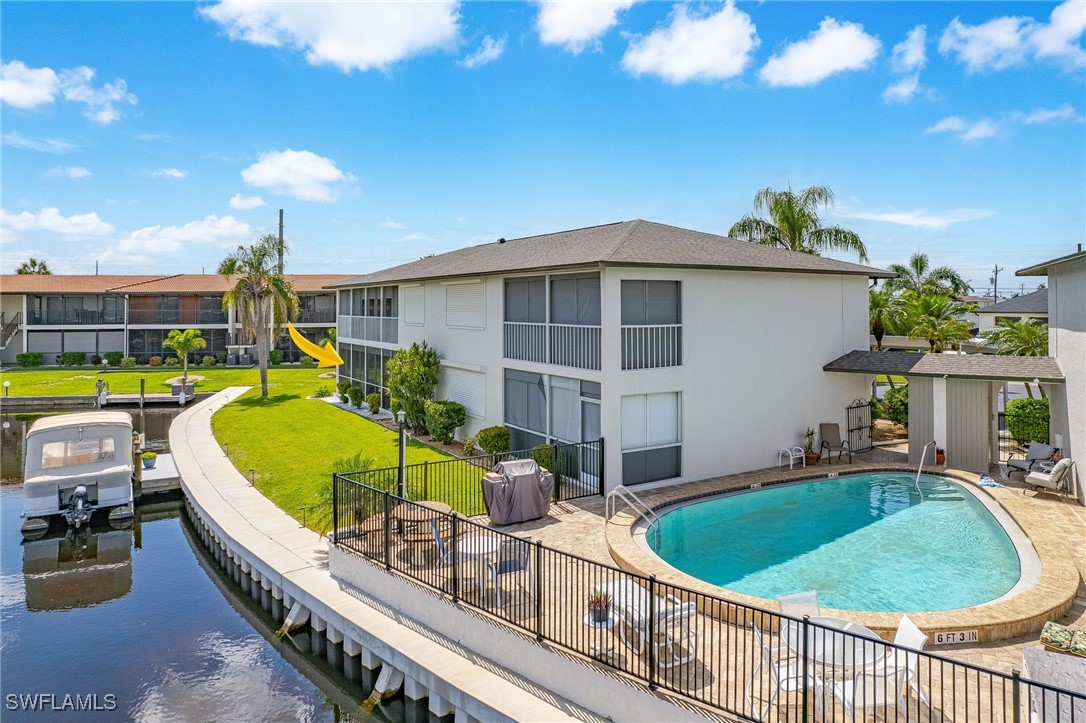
(64, 485, 94, 529)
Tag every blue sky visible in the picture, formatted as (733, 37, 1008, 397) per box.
(2, 1, 1083, 295)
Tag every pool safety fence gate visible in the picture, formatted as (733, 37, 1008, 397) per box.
(335, 438, 603, 517)
(332, 478, 1086, 723)
(847, 398, 873, 453)
(998, 407, 1051, 465)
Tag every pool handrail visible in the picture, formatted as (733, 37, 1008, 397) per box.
(606, 485, 662, 547)
(915, 440, 937, 497)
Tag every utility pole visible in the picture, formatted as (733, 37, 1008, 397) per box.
(278, 209, 285, 275)
(989, 264, 1003, 302)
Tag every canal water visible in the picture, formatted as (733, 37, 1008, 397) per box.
(0, 410, 390, 721)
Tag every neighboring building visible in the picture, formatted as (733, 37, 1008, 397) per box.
(1018, 250, 1085, 505)
(975, 288, 1048, 332)
(0, 274, 350, 365)
(330, 220, 892, 492)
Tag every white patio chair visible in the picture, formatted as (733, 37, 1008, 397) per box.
(833, 614, 930, 720)
(1025, 458, 1074, 498)
(745, 625, 821, 721)
(598, 580, 698, 668)
(1007, 441, 1056, 476)
(871, 614, 930, 705)
(777, 591, 821, 619)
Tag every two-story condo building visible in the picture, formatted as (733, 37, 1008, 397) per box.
(0, 273, 351, 365)
(331, 220, 892, 492)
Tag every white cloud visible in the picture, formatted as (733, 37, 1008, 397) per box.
(2, 132, 75, 153)
(926, 115, 1000, 141)
(46, 166, 91, 179)
(1021, 103, 1078, 124)
(0, 61, 59, 109)
(199, 1, 460, 73)
(57, 67, 137, 124)
(759, 17, 880, 87)
(621, 3, 759, 83)
(891, 25, 927, 73)
(242, 149, 351, 202)
(377, 219, 405, 229)
(229, 193, 266, 210)
(536, 0, 638, 54)
(882, 73, 921, 103)
(838, 207, 998, 229)
(939, 1, 1086, 73)
(149, 168, 187, 179)
(1, 207, 114, 236)
(116, 215, 255, 253)
(459, 35, 506, 69)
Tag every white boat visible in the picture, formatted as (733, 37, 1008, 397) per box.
(21, 412, 136, 537)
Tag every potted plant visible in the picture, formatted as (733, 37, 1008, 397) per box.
(142, 451, 158, 469)
(803, 427, 820, 465)
(935, 448, 946, 465)
(588, 591, 612, 623)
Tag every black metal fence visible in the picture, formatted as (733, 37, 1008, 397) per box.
(999, 404, 1051, 464)
(335, 439, 603, 517)
(333, 476, 1086, 722)
(846, 398, 873, 453)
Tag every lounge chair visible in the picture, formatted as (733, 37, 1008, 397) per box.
(486, 536, 534, 607)
(1025, 458, 1074, 497)
(597, 579, 698, 669)
(777, 591, 821, 619)
(1007, 441, 1056, 476)
(819, 423, 851, 464)
(745, 625, 821, 721)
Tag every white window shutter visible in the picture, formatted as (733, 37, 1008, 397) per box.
(404, 286, 424, 325)
(442, 367, 486, 418)
(446, 282, 485, 328)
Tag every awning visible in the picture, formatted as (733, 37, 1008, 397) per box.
(823, 350, 1065, 383)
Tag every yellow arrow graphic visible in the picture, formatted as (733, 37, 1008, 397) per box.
(287, 322, 344, 367)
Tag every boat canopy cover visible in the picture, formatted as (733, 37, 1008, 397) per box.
(24, 412, 134, 479)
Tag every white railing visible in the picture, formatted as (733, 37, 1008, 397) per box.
(338, 315, 397, 343)
(503, 322, 601, 370)
(621, 324, 682, 370)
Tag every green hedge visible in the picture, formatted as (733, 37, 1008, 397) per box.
(16, 352, 44, 367)
(365, 392, 381, 413)
(104, 351, 124, 366)
(883, 385, 909, 427)
(269, 349, 284, 365)
(1005, 398, 1049, 446)
(476, 425, 510, 454)
(424, 400, 467, 443)
(60, 351, 87, 366)
(531, 443, 556, 471)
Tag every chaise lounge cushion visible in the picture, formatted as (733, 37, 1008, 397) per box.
(1008, 442, 1056, 472)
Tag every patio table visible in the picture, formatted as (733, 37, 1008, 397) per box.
(783, 616, 888, 671)
(391, 500, 453, 522)
(457, 535, 500, 590)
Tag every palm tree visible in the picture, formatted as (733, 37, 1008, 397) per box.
(320, 327, 336, 348)
(901, 293, 974, 353)
(984, 319, 1049, 398)
(868, 288, 899, 352)
(218, 235, 299, 398)
(16, 258, 51, 275)
(162, 328, 207, 386)
(883, 252, 971, 297)
(729, 185, 869, 262)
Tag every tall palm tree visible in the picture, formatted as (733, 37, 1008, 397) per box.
(729, 185, 869, 262)
(320, 327, 336, 348)
(218, 235, 299, 398)
(162, 328, 207, 386)
(868, 288, 900, 352)
(984, 319, 1049, 398)
(883, 252, 971, 297)
(16, 258, 51, 275)
(901, 293, 974, 353)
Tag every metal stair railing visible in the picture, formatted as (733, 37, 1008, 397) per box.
(0, 312, 20, 350)
(605, 484, 662, 546)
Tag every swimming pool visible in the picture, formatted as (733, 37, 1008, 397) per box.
(646, 473, 1023, 612)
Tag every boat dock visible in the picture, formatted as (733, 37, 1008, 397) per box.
(140, 454, 181, 495)
(105, 393, 189, 406)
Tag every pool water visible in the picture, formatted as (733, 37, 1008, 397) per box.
(647, 474, 1022, 612)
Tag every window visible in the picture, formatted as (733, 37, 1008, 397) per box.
(442, 367, 486, 418)
(504, 277, 546, 323)
(621, 392, 681, 485)
(404, 286, 424, 325)
(42, 437, 116, 469)
(621, 280, 681, 325)
(504, 369, 546, 434)
(550, 275, 600, 325)
(446, 282, 485, 328)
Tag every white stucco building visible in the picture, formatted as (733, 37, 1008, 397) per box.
(331, 220, 891, 492)
(975, 288, 1048, 332)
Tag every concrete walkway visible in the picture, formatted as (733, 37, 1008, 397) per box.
(171, 388, 595, 723)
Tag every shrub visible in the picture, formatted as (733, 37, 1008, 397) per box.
(883, 385, 909, 427)
(120, 356, 137, 369)
(90, 354, 102, 366)
(164, 356, 179, 367)
(336, 380, 351, 403)
(365, 392, 382, 413)
(60, 351, 87, 366)
(386, 341, 441, 429)
(269, 349, 284, 365)
(1005, 398, 1049, 446)
(16, 352, 44, 367)
(214, 352, 228, 365)
(477, 425, 511, 454)
(298, 355, 315, 367)
(201, 355, 217, 367)
(313, 385, 332, 398)
(869, 396, 884, 421)
(346, 384, 366, 408)
(104, 351, 124, 366)
(461, 435, 478, 457)
(424, 400, 467, 443)
(149, 356, 163, 367)
(531, 443, 556, 471)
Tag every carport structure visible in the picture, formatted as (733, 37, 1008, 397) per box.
(824, 350, 1065, 472)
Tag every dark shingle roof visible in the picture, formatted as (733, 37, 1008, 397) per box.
(977, 289, 1047, 315)
(824, 350, 1064, 382)
(0, 273, 351, 295)
(1017, 249, 1086, 276)
(329, 220, 894, 287)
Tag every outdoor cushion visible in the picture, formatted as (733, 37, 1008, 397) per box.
(1008, 442, 1056, 472)
(1041, 621, 1072, 651)
(1071, 631, 1086, 658)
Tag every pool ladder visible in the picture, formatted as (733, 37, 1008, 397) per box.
(915, 440, 937, 498)
(606, 485, 662, 547)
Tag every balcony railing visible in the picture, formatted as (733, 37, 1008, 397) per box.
(338, 315, 398, 344)
(296, 309, 335, 324)
(128, 310, 227, 325)
(503, 322, 601, 371)
(28, 309, 125, 325)
(621, 324, 682, 370)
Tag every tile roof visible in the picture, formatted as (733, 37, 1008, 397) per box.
(329, 219, 894, 287)
(824, 350, 1064, 382)
(0, 273, 351, 295)
(976, 289, 1047, 315)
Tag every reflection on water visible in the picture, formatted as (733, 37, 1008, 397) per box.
(23, 527, 132, 611)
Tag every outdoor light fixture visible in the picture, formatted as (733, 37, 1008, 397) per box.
(3, 380, 9, 396)
(396, 410, 405, 424)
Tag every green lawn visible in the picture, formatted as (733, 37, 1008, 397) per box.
(875, 374, 908, 385)
(0, 366, 323, 397)
(210, 375, 452, 532)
